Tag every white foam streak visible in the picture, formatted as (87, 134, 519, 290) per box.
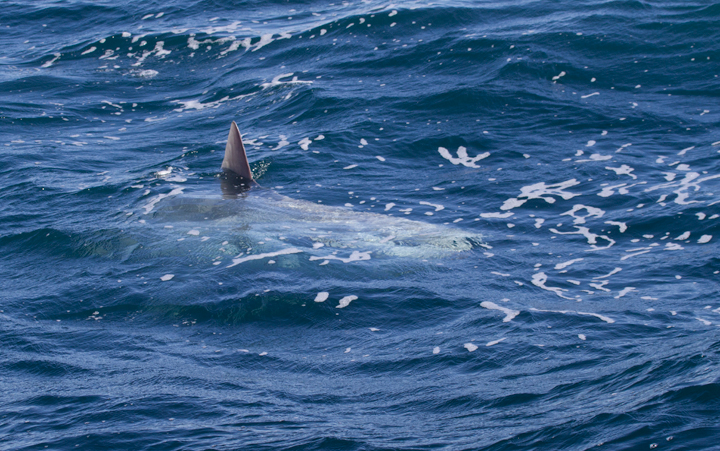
(614, 287, 636, 299)
(419, 201, 444, 212)
(260, 73, 312, 89)
(480, 301, 519, 322)
(219, 40, 243, 55)
(675, 231, 690, 240)
(530, 308, 615, 324)
(598, 183, 633, 197)
(336, 295, 357, 309)
(41, 53, 61, 68)
(549, 226, 615, 251)
(616, 143, 632, 153)
(606, 164, 637, 179)
(678, 146, 695, 156)
(438, 146, 489, 168)
(621, 250, 651, 260)
(501, 179, 580, 210)
(480, 212, 514, 218)
(200, 21, 243, 35)
(645, 172, 720, 205)
(486, 338, 506, 347)
(298, 137, 312, 150)
(593, 267, 622, 279)
(273, 135, 289, 150)
(532, 273, 573, 299)
(605, 221, 627, 232)
(142, 187, 184, 214)
(561, 204, 604, 224)
(227, 248, 302, 267)
(132, 41, 170, 66)
(252, 34, 275, 52)
(589, 280, 610, 292)
(172, 93, 252, 112)
(554, 258, 584, 270)
(577, 154, 612, 162)
(309, 251, 371, 263)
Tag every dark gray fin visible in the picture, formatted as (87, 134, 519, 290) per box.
(220, 172, 254, 198)
(221, 121, 253, 181)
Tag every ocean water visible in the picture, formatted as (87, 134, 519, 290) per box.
(1, 0, 719, 449)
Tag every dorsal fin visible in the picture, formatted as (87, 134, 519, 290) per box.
(221, 121, 253, 181)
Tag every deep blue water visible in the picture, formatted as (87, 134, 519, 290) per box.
(2, 1, 720, 449)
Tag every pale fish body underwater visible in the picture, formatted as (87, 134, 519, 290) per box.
(133, 122, 485, 267)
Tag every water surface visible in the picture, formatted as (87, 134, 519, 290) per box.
(1, 1, 719, 449)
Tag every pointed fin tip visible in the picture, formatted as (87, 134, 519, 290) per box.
(221, 121, 253, 181)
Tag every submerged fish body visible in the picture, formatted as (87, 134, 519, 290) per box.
(130, 122, 483, 267)
(145, 187, 483, 264)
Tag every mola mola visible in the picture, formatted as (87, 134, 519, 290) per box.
(138, 122, 484, 268)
